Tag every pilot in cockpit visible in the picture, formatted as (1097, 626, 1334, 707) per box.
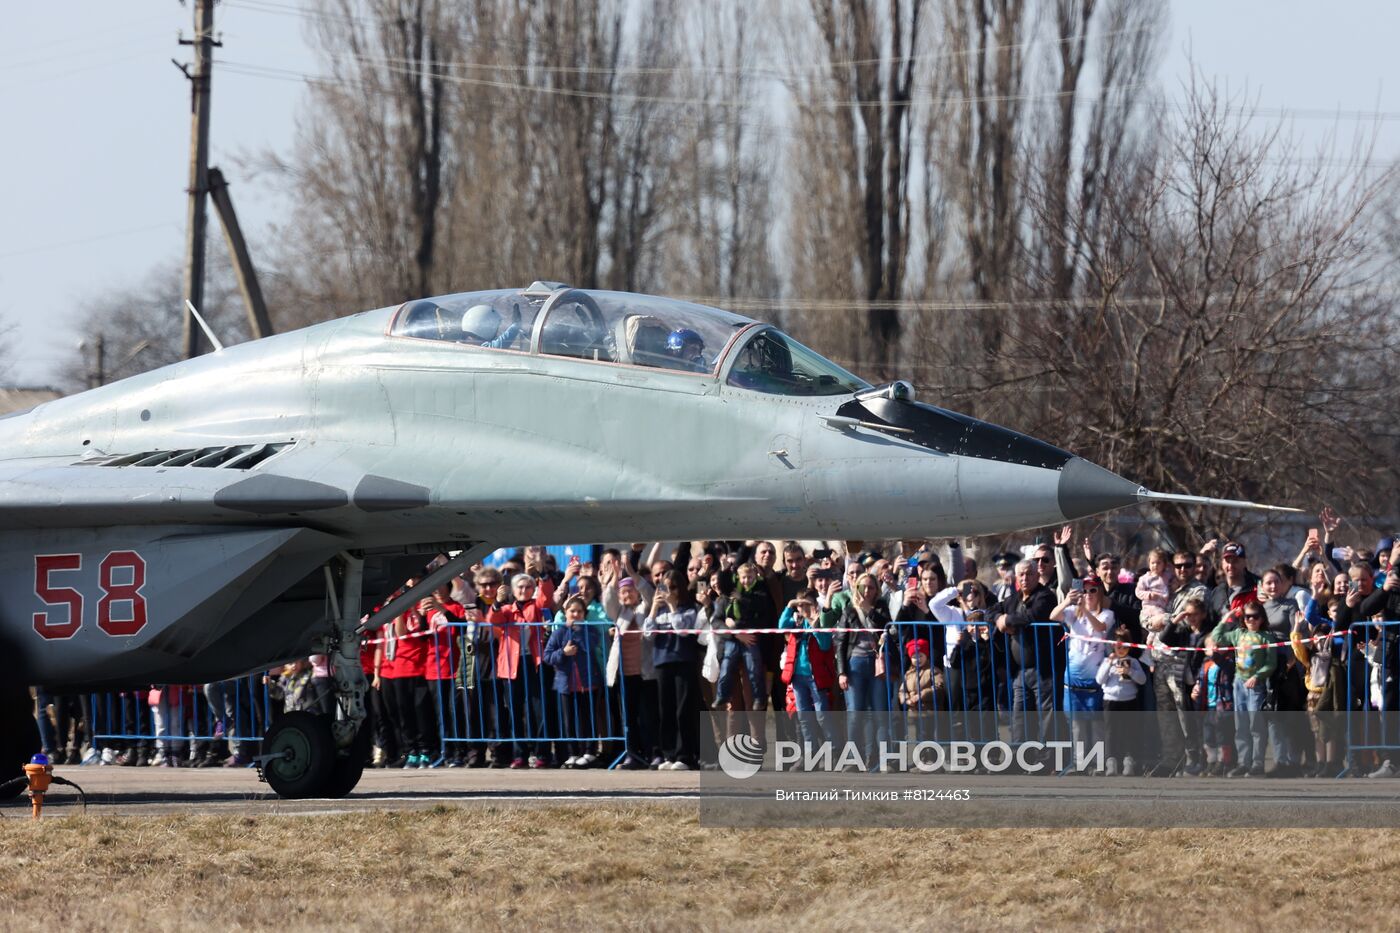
(665, 328, 707, 372)
(462, 303, 523, 350)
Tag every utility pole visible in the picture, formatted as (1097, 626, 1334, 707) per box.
(208, 168, 274, 339)
(177, 0, 221, 359)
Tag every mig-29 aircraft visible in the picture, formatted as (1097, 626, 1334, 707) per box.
(0, 282, 1294, 797)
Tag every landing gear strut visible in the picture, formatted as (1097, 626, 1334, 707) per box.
(261, 553, 369, 799)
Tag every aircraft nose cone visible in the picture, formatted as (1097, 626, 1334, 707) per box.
(1057, 457, 1142, 521)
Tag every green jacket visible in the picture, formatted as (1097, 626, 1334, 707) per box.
(1209, 623, 1277, 681)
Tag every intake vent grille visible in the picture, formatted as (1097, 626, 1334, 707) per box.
(76, 442, 294, 470)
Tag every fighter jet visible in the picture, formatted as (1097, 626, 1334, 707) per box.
(0, 282, 1293, 796)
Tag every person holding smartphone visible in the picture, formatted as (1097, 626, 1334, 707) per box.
(644, 570, 704, 771)
(487, 572, 557, 769)
(833, 574, 895, 769)
(1096, 625, 1147, 776)
(895, 562, 948, 685)
(1051, 577, 1113, 771)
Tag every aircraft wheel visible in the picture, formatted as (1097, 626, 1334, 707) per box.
(321, 719, 371, 799)
(0, 687, 41, 800)
(261, 711, 335, 799)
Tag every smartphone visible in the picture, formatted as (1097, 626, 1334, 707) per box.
(905, 576, 918, 591)
(1071, 578, 1084, 593)
(813, 548, 833, 561)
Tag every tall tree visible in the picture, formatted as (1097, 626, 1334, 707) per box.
(662, 0, 777, 301)
(788, 0, 926, 379)
(990, 79, 1397, 546)
(941, 0, 1028, 306)
(282, 0, 457, 311)
(1033, 0, 1163, 301)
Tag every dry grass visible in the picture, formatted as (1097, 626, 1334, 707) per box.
(1, 805, 1397, 930)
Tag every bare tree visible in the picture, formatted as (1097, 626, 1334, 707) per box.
(985, 79, 1398, 547)
(786, 0, 926, 379)
(661, 0, 777, 302)
(259, 0, 460, 324)
(1033, 0, 1163, 301)
(941, 0, 1029, 305)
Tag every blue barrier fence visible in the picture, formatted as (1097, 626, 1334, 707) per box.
(36, 619, 1400, 773)
(1346, 620, 1399, 764)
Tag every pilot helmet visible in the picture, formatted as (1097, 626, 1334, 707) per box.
(666, 328, 704, 356)
(462, 304, 502, 341)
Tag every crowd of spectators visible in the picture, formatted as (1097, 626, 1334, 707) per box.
(28, 512, 1400, 778)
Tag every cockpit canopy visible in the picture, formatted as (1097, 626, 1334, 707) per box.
(390, 286, 870, 397)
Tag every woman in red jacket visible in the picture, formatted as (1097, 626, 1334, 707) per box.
(487, 572, 557, 768)
(390, 577, 434, 768)
(373, 600, 410, 768)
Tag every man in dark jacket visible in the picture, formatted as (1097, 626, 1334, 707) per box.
(1094, 552, 1141, 630)
(994, 560, 1060, 756)
(1207, 542, 1259, 626)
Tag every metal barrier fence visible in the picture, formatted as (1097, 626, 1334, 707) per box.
(416, 619, 630, 767)
(1347, 620, 1399, 767)
(71, 675, 275, 764)
(37, 618, 1400, 774)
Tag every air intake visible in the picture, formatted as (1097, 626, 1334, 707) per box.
(75, 442, 294, 470)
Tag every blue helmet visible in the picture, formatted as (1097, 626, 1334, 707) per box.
(666, 328, 703, 353)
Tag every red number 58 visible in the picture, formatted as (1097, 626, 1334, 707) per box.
(33, 551, 148, 640)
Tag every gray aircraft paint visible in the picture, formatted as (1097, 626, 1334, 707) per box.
(0, 287, 1290, 688)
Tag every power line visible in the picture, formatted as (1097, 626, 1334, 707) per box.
(212, 57, 1400, 175)
(0, 222, 178, 261)
(0, 46, 171, 93)
(216, 1, 1400, 124)
(681, 285, 1398, 314)
(0, 27, 172, 73)
(218, 57, 1147, 112)
(222, 0, 1155, 77)
(215, 55, 1400, 125)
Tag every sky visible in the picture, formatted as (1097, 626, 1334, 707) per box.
(0, 0, 1396, 387)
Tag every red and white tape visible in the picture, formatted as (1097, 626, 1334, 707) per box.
(1062, 631, 1331, 654)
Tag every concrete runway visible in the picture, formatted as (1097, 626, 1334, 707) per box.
(5, 765, 702, 817)
(9, 765, 1400, 824)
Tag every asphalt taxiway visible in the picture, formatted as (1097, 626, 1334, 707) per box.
(8, 766, 1400, 825)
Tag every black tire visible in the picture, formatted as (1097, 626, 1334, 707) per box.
(0, 687, 41, 800)
(321, 719, 371, 799)
(262, 711, 335, 799)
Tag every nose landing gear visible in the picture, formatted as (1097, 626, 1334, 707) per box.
(258, 710, 335, 798)
(259, 553, 370, 799)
